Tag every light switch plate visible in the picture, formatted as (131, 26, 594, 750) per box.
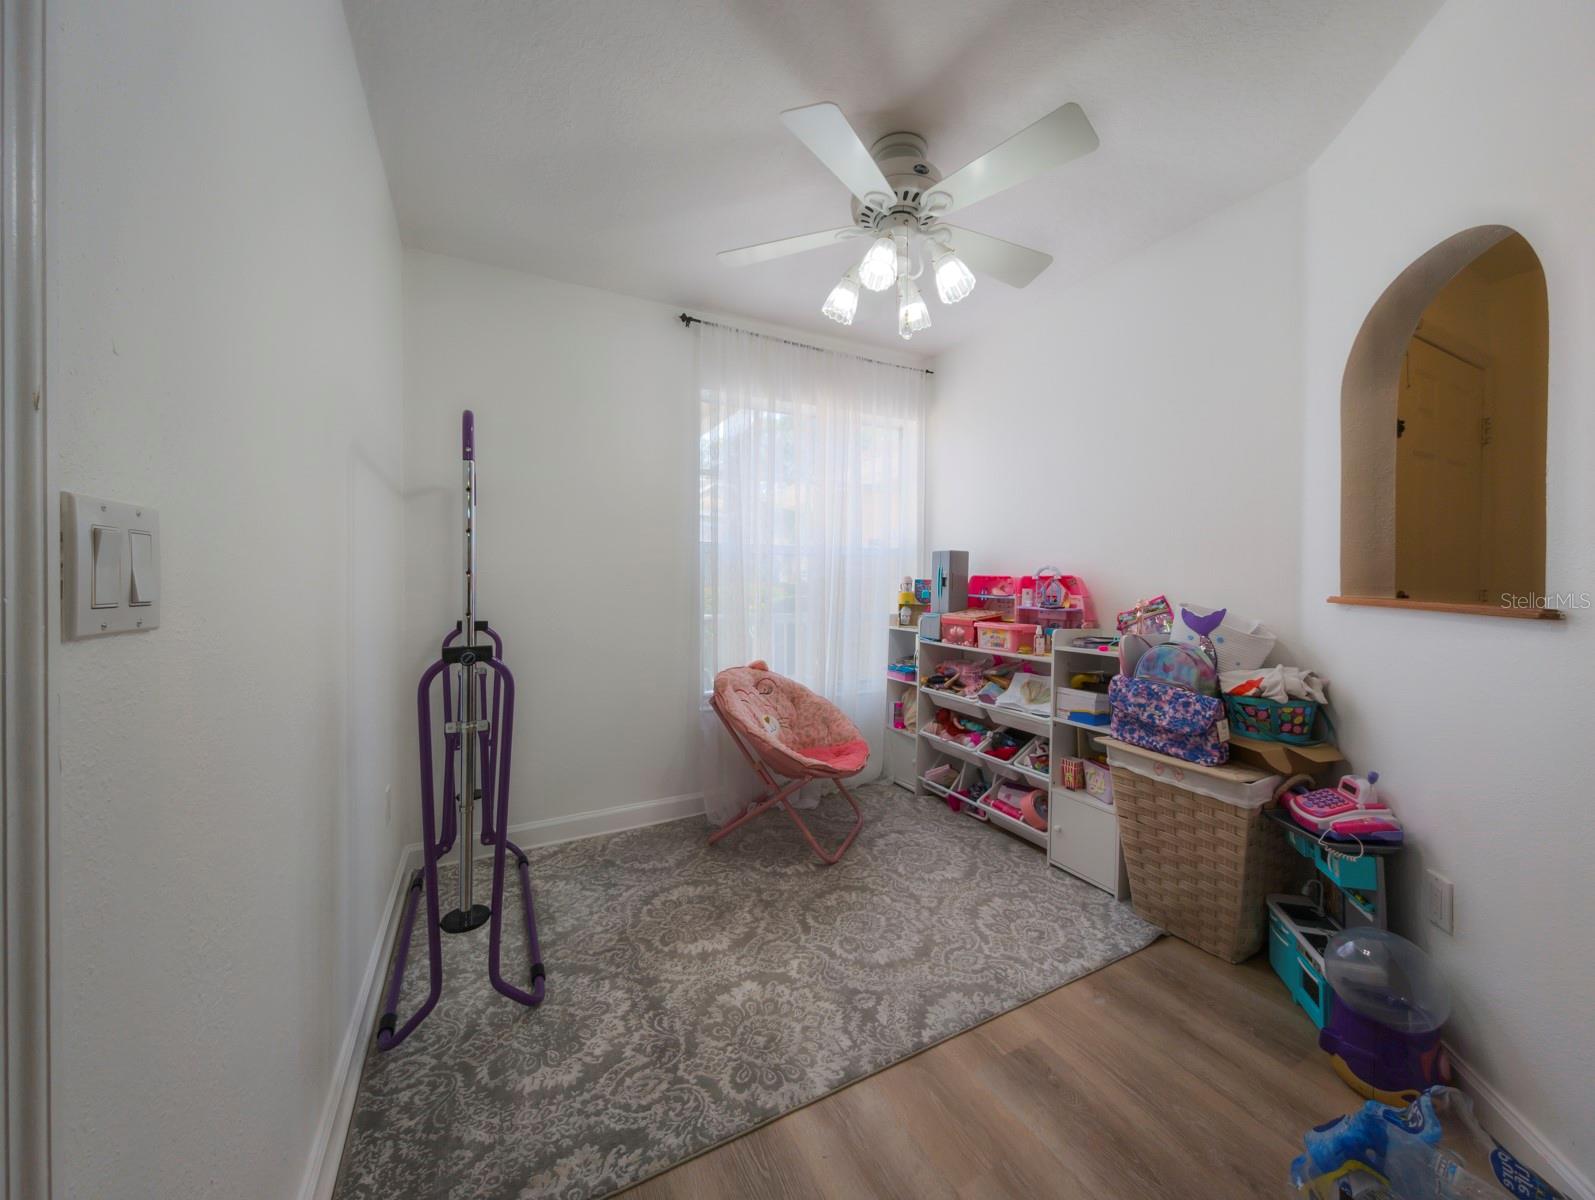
(62, 492, 161, 638)
(1425, 868, 1454, 935)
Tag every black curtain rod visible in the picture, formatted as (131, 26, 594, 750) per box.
(679, 313, 933, 376)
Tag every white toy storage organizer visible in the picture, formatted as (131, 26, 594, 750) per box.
(888, 622, 1130, 897)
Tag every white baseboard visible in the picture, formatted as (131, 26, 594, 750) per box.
(502, 791, 705, 849)
(296, 791, 704, 1200)
(1446, 1043, 1593, 1200)
(439, 791, 707, 861)
(298, 851, 414, 1200)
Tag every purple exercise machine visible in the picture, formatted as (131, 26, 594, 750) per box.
(376, 410, 545, 1050)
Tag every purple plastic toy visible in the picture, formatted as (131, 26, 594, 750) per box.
(1319, 928, 1449, 1104)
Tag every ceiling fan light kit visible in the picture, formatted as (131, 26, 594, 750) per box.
(857, 235, 899, 292)
(718, 100, 1098, 341)
(896, 275, 932, 340)
(931, 241, 976, 305)
(821, 267, 861, 325)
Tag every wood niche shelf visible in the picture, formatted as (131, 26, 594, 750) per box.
(1327, 596, 1565, 621)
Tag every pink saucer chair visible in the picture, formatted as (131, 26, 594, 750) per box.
(709, 661, 869, 864)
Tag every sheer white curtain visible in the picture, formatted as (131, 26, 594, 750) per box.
(696, 321, 925, 825)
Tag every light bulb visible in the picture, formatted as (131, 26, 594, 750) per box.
(932, 243, 976, 304)
(857, 236, 898, 292)
(821, 268, 860, 325)
(897, 276, 931, 340)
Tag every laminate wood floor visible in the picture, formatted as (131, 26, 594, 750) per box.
(620, 936, 1355, 1199)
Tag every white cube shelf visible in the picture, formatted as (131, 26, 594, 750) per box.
(894, 622, 1130, 896)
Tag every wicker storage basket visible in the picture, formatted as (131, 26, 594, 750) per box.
(1111, 762, 1295, 962)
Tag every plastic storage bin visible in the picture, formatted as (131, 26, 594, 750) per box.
(977, 621, 1039, 654)
(938, 609, 1002, 647)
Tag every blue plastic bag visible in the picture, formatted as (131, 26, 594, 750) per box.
(1290, 1088, 1565, 1200)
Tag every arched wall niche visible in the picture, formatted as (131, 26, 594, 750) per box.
(1338, 225, 1550, 615)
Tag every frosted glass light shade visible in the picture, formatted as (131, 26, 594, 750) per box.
(858, 236, 898, 291)
(897, 277, 931, 340)
(821, 268, 860, 325)
(933, 244, 976, 304)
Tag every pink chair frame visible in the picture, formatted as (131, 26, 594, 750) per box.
(708, 691, 864, 865)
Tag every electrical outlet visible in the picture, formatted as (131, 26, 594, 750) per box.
(1426, 869, 1454, 934)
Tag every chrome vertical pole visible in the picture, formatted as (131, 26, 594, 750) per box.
(458, 445, 477, 916)
(442, 411, 488, 934)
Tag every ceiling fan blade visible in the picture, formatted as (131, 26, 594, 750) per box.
(780, 103, 894, 205)
(717, 227, 859, 268)
(931, 103, 1098, 215)
(941, 226, 1053, 289)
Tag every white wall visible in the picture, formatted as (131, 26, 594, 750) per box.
(1298, 0, 1595, 1182)
(45, 2, 407, 1197)
(401, 251, 927, 835)
(401, 251, 703, 831)
(927, 178, 1306, 652)
(38, 0, 1591, 1191)
(929, 0, 1594, 1185)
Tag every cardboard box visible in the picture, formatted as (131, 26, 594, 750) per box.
(1227, 735, 1345, 778)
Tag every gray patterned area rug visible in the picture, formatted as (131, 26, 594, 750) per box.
(335, 782, 1159, 1200)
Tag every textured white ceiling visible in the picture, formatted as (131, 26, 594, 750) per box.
(343, 0, 1440, 355)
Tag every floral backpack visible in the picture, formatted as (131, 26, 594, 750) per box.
(1108, 675, 1230, 765)
(1109, 631, 1229, 765)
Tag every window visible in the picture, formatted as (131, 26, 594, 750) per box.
(695, 322, 925, 707)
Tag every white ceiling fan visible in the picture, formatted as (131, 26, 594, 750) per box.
(718, 101, 1099, 340)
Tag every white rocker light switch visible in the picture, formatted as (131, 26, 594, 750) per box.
(91, 525, 122, 609)
(129, 529, 157, 606)
(63, 492, 161, 638)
